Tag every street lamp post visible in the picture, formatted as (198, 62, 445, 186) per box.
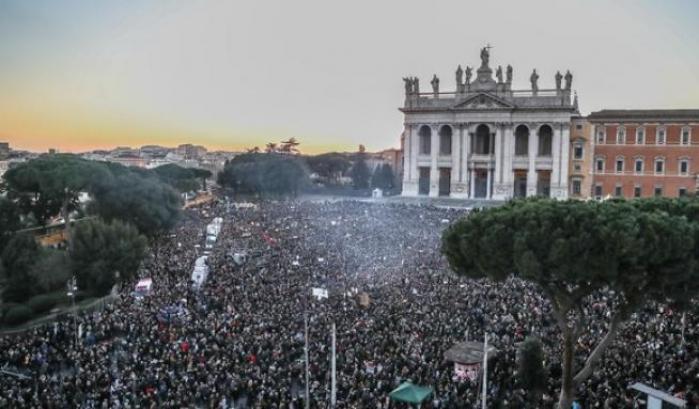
(66, 275, 79, 346)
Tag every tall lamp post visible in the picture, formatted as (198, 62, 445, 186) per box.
(66, 275, 79, 346)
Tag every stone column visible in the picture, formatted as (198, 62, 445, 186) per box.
(492, 123, 514, 200)
(503, 124, 515, 189)
(551, 124, 562, 198)
(557, 123, 570, 199)
(463, 125, 471, 197)
(469, 169, 475, 198)
(527, 124, 538, 196)
(493, 124, 503, 198)
(429, 125, 439, 197)
(401, 125, 418, 196)
(402, 126, 411, 185)
(486, 169, 492, 199)
(451, 125, 467, 198)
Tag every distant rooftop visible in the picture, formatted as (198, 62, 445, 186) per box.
(588, 109, 699, 122)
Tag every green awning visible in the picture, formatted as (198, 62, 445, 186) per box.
(389, 382, 433, 404)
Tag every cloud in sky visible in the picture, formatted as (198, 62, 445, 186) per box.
(1, 0, 698, 153)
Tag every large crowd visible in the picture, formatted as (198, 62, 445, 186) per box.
(0, 199, 697, 408)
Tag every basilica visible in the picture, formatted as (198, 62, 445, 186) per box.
(400, 48, 578, 200)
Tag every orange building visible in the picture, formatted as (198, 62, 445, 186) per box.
(588, 110, 699, 199)
(569, 116, 594, 198)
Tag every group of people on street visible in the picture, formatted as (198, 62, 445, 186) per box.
(0, 199, 697, 408)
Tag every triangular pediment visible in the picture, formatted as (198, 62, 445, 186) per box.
(453, 93, 515, 110)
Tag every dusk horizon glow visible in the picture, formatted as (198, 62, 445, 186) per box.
(2, 0, 699, 154)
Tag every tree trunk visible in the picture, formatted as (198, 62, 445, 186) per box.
(573, 316, 624, 385)
(557, 327, 575, 409)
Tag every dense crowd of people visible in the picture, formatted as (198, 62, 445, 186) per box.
(0, 198, 697, 408)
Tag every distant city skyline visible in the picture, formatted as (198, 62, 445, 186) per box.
(2, 0, 699, 154)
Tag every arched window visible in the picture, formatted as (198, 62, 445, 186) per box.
(514, 125, 529, 156)
(616, 126, 625, 144)
(474, 124, 491, 155)
(419, 125, 431, 155)
(615, 156, 625, 174)
(654, 157, 665, 174)
(439, 126, 452, 155)
(656, 127, 666, 145)
(682, 127, 691, 145)
(634, 157, 644, 174)
(538, 125, 553, 156)
(635, 127, 645, 144)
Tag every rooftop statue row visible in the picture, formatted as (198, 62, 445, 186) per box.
(403, 46, 573, 97)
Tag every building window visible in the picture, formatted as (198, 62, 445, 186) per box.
(679, 159, 689, 175)
(575, 124, 583, 130)
(655, 158, 665, 174)
(615, 158, 624, 174)
(572, 179, 581, 195)
(594, 184, 603, 199)
(595, 158, 605, 173)
(682, 127, 691, 145)
(439, 126, 452, 155)
(634, 158, 644, 174)
(656, 127, 666, 145)
(634, 185, 642, 198)
(636, 127, 645, 144)
(419, 125, 431, 155)
(514, 125, 529, 156)
(538, 125, 553, 156)
(573, 143, 583, 160)
(679, 187, 688, 197)
(614, 184, 623, 197)
(654, 186, 663, 197)
(616, 127, 625, 144)
(596, 128, 605, 144)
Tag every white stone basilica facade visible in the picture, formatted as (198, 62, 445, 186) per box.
(400, 48, 579, 200)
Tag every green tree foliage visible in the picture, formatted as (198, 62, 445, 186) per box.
(217, 153, 308, 197)
(89, 164, 182, 237)
(349, 156, 371, 190)
(371, 163, 395, 190)
(306, 153, 351, 184)
(153, 164, 209, 192)
(190, 168, 212, 190)
(0, 196, 21, 249)
(518, 336, 548, 405)
(442, 198, 699, 408)
(28, 249, 71, 294)
(1, 233, 41, 302)
(3, 154, 108, 226)
(3, 304, 33, 326)
(70, 219, 147, 296)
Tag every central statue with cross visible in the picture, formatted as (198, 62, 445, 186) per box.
(480, 44, 492, 68)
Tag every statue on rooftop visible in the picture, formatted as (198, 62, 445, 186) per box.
(530, 69, 539, 93)
(403, 77, 412, 95)
(506, 65, 513, 84)
(555, 71, 562, 90)
(465, 66, 472, 85)
(496, 66, 503, 84)
(431, 74, 440, 95)
(455, 65, 463, 87)
(480, 46, 490, 67)
(413, 77, 420, 94)
(564, 70, 573, 90)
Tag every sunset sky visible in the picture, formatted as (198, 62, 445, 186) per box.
(1, 0, 698, 154)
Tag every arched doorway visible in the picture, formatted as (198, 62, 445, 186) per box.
(474, 124, 492, 155)
(515, 125, 529, 156)
(538, 125, 553, 156)
(439, 126, 452, 155)
(419, 125, 431, 155)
